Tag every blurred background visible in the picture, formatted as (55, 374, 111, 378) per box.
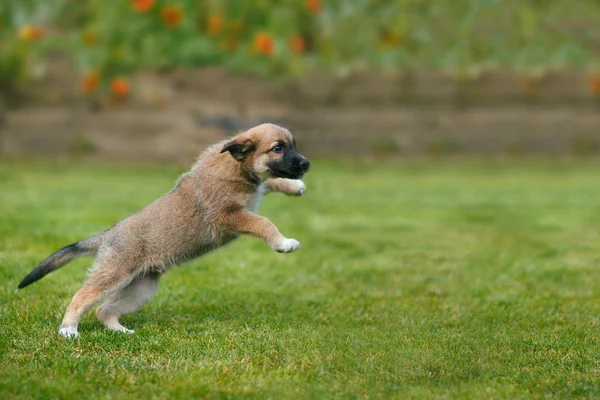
(2, 0, 600, 161)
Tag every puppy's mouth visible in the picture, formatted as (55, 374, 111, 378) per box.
(269, 169, 305, 180)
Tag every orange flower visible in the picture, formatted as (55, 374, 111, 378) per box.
(589, 74, 600, 95)
(289, 34, 305, 55)
(161, 5, 183, 28)
(82, 71, 100, 95)
(132, 0, 153, 12)
(208, 13, 223, 35)
(19, 25, 43, 41)
(253, 32, 274, 56)
(110, 78, 130, 98)
(305, 0, 320, 14)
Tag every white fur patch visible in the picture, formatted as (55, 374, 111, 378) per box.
(111, 327, 135, 334)
(275, 238, 301, 253)
(295, 180, 306, 196)
(247, 184, 267, 212)
(58, 326, 79, 338)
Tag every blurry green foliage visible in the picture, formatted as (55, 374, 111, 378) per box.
(2, 0, 600, 98)
(0, 0, 49, 99)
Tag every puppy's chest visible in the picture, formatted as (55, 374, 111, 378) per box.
(174, 225, 234, 263)
(246, 184, 267, 213)
(181, 185, 266, 254)
(204, 186, 265, 247)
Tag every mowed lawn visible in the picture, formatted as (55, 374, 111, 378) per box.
(1, 159, 600, 399)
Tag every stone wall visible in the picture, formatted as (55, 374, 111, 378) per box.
(2, 56, 600, 162)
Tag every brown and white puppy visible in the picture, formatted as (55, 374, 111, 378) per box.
(17, 123, 310, 338)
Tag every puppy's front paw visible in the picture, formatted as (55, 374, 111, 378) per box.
(289, 180, 306, 196)
(274, 238, 301, 253)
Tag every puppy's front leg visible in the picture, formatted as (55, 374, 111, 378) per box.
(264, 178, 305, 196)
(224, 210, 300, 253)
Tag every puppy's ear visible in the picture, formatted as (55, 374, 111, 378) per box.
(220, 138, 255, 161)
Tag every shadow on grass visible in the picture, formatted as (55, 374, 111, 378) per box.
(117, 289, 330, 335)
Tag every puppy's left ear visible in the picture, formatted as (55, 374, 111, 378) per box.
(220, 138, 255, 161)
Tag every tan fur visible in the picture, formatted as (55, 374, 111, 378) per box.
(45, 123, 308, 337)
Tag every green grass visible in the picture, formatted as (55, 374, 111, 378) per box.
(2, 159, 600, 399)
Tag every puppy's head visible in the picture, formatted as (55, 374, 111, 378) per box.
(220, 123, 310, 181)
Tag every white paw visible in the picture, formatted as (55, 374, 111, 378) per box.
(294, 180, 306, 196)
(274, 238, 301, 253)
(113, 327, 135, 334)
(58, 326, 79, 338)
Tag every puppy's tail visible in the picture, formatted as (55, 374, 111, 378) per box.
(17, 234, 103, 290)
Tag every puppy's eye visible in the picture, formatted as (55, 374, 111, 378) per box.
(271, 145, 283, 153)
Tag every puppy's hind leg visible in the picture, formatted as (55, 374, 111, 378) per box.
(95, 272, 160, 334)
(59, 255, 136, 338)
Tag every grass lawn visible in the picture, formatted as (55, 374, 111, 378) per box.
(1, 159, 600, 399)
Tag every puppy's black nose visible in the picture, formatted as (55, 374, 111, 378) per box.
(299, 158, 310, 172)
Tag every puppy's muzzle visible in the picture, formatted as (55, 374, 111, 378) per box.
(289, 156, 310, 179)
(299, 158, 310, 173)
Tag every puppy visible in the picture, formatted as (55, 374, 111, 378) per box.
(17, 123, 310, 338)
